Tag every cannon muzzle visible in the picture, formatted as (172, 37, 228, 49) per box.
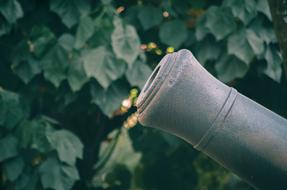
(136, 49, 287, 189)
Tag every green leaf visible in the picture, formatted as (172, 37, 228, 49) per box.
(11, 57, 41, 84)
(101, 0, 112, 4)
(50, 0, 90, 28)
(215, 55, 249, 82)
(88, 15, 114, 47)
(159, 19, 188, 48)
(3, 156, 24, 181)
(160, 132, 182, 151)
(195, 15, 210, 41)
(227, 29, 254, 64)
(18, 119, 53, 153)
(125, 59, 152, 89)
(205, 6, 236, 40)
(223, 0, 256, 25)
(0, 90, 27, 129)
(83, 46, 126, 89)
(29, 26, 56, 58)
(39, 155, 80, 190)
(246, 29, 264, 55)
(138, 5, 163, 30)
(0, 135, 18, 162)
(47, 129, 83, 165)
(11, 36, 43, 83)
(0, 0, 23, 23)
(194, 36, 222, 65)
(172, 0, 191, 16)
(93, 128, 141, 188)
(59, 34, 75, 51)
(41, 44, 69, 87)
(74, 15, 94, 49)
(257, 0, 272, 20)
(249, 18, 276, 44)
(0, 15, 11, 36)
(67, 56, 88, 92)
(11, 27, 55, 83)
(90, 80, 129, 117)
(14, 171, 39, 190)
(61, 164, 80, 180)
(111, 18, 141, 65)
(262, 46, 282, 82)
(124, 5, 141, 27)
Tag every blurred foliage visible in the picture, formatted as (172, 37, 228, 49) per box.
(0, 0, 286, 190)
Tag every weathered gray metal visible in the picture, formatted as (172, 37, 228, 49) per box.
(136, 49, 287, 190)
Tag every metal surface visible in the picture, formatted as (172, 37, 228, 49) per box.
(136, 49, 287, 190)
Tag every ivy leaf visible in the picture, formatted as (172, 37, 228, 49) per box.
(50, 0, 90, 28)
(89, 16, 114, 47)
(14, 170, 39, 190)
(227, 29, 254, 64)
(215, 55, 249, 82)
(0, 15, 11, 36)
(125, 59, 152, 89)
(194, 36, 222, 65)
(195, 15, 210, 41)
(59, 34, 75, 51)
(246, 29, 264, 55)
(74, 15, 94, 49)
(29, 26, 56, 58)
(11, 29, 51, 83)
(18, 119, 53, 153)
(223, 0, 256, 25)
(249, 17, 276, 44)
(159, 19, 188, 48)
(205, 6, 236, 40)
(138, 6, 163, 30)
(62, 164, 80, 180)
(263, 46, 282, 82)
(257, 0, 272, 21)
(90, 80, 129, 117)
(83, 46, 126, 89)
(47, 129, 83, 165)
(111, 18, 141, 65)
(124, 5, 141, 27)
(67, 56, 88, 92)
(0, 0, 23, 23)
(0, 90, 27, 129)
(93, 129, 141, 188)
(172, 0, 191, 16)
(3, 156, 24, 181)
(0, 135, 18, 162)
(11, 27, 55, 80)
(101, 0, 112, 4)
(11, 57, 41, 84)
(41, 44, 69, 87)
(39, 156, 80, 190)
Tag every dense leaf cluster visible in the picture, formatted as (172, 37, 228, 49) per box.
(0, 0, 284, 190)
(0, 89, 82, 190)
(194, 0, 282, 82)
(0, 0, 149, 189)
(0, 0, 150, 189)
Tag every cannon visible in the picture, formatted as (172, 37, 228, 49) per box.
(136, 49, 287, 189)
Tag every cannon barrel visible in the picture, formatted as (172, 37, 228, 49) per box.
(136, 49, 287, 189)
